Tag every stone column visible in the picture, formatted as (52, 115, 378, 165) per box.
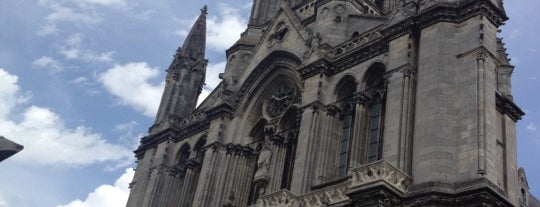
(192, 142, 257, 207)
(313, 106, 338, 184)
(476, 50, 487, 174)
(381, 64, 416, 173)
(291, 105, 321, 194)
(176, 163, 199, 207)
(142, 166, 167, 207)
(192, 144, 219, 206)
(349, 93, 370, 168)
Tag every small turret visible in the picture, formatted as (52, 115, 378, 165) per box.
(154, 5, 208, 125)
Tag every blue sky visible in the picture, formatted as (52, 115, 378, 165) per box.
(0, 1, 538, 206)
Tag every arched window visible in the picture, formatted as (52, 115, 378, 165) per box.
(364, 63, 386, 163)
(279, 108, 299, 189)
(247, 120, 267, 205)
(336, 76, 357, 177)
(193, 137, 206, 164)
(177, 144, 191, 167)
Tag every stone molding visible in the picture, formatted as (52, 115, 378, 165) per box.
(349, 160, 412, 194)
(496, 93, 525, 121)
(253, 182, 348, 207)
(253, 160, 408, 207)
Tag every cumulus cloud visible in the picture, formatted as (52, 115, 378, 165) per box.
(206, 4, 248, 51)
(0, 68, 132, 166)
(0, 70, 28, 119)
(58, 168, 134, 207)
(99, 62, 164, 118)
(206, 61, 226, 90)
(33, 56, 62, 72)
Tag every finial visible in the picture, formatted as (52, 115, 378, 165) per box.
(201, 5, 208, 15)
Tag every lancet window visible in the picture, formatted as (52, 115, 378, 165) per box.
(363, 64, 386, 163)
(336, 76, 357, 177)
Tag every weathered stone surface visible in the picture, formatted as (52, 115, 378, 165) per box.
(127, 1, 533, 207)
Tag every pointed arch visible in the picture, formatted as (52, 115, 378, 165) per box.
(278, 107, 300, 189)
(235, 51, 302, 143)
(335, 75, 358, 177)
(362, 62, 387, 163)
(176, 144, 191, 166)
(235, 51, 303, 205)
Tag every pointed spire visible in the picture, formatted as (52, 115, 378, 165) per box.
(153, 5, 208, 127)
(177, 5, 207, 60)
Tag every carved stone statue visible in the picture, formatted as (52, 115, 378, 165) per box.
(254, 141, 272, 183)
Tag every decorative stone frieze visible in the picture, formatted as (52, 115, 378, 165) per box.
(255, 190, 298, 207)
(349, 160, 412, 194)
(254, 182, 349, 207)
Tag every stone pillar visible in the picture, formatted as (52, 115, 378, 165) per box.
(385, 31, 417, 174)
(476, 50, 487, 175)
(349, 93, 370, 168)
(175, 164, 198, 207)
(313, 106, 340, 183)
(291, 105, 321, 194)
(142, 166, 166, 207)
(165, 170, 184, 207)
(192, 143, 257, 207)
(192, 145, 218, 206)
(382, 65, 416, 173)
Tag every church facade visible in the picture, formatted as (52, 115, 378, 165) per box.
(126, 0, 537, 206)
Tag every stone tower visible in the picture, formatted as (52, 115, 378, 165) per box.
(153, 5, 208, 127)
(126, 6, 208, 207)
(127, 0, 538, 206)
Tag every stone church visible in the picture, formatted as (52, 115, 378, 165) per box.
(126, 0, 538, 206)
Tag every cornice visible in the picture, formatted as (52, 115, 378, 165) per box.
(496, 93, 525, 122)
(135, 128, 177, 159)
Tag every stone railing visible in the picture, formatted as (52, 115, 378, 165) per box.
(333, 31, 382, 57)
(299, 182, 349, 206)
(254, 160, 410, 206)
(349, 160, 412, 194)
(180, 112, 207, 126)
(254, 190, 298, 207)
(294, 1, 316, 20)
(254, 182, 349, 207)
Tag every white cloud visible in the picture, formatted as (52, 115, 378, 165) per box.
(206, 61, 226, 89)
(113, 121, 142, 152)
(0, 69, 28, 119)
(72, 77, 90, 86)
(0, 191, 7, 207)
(195, 61, 226, 106)
(37, 0, 102, 34)
(527, 122, 538, 131)
(99, 62, 164, 118)
(78, 0, 128, 8)
(33, 56, 62, 72)
(58, 168, 134, 207)
(58, 34, 115, 63)
(37, 0, 129, 35)
(0, 68, 132, 166)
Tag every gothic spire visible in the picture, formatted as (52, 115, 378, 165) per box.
(177, 5, 207, 60)
(153, 5, 208, 127)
